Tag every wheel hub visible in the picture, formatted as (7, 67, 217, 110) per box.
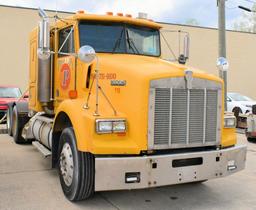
(60, 143, 74, 187)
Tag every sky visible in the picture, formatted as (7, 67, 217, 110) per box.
(0, 0, 254, 29)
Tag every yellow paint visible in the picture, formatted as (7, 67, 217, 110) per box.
(28, 28, 43, 112)
(222, 127, 237, 148)
(29, 13, 236, 155)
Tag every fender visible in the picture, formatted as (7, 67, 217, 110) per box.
(53, 99, 94, 152)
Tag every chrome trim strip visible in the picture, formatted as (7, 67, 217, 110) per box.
(186, 89, 190, 145)
(169, 88, 173, 146)
(203, 88, 207, 144)
(148, 88, 155, 150)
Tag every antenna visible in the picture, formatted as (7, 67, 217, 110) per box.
(55, 0, 58, 18)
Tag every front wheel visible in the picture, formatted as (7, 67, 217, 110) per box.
(58, 127, 95, 201)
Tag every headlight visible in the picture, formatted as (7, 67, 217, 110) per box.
(96, 119, 126, 134)
(224, 116, 236, 128)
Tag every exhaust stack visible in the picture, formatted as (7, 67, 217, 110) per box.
(37, 8, 52, 114)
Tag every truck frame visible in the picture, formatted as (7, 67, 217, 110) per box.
(9, 9, 246, 201)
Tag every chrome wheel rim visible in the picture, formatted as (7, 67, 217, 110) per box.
(60, 143, 74, 187)
(12, 110, 17, 137)
(6, 110, 10, 131)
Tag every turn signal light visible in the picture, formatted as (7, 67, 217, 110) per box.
(77, 10, 85, 14)
(117, 12, 124, 16)
(69, 90, 78, 99)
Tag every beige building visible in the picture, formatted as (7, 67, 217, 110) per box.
(0, 5, 255, 98)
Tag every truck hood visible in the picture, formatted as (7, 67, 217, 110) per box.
(98, 54, 222, 83)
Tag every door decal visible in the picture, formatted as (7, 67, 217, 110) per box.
(60, 63, 71, 90)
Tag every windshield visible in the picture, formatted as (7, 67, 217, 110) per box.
(79, 22, 160, 57)
(228, 93, 253, 101)
(0, 87, 21, 98)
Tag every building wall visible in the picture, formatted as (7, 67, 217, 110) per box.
(0, 5, 256, 99)
(0, 5, 71, 91)
(161, 23, 256, 99)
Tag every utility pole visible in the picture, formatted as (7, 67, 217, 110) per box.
(218, 0, 227, 111)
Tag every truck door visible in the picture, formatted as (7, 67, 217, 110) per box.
(55, 26, 76, 105)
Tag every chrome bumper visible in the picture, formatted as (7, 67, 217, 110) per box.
(95, 145, 247, 191)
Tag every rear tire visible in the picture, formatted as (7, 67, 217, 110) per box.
(58, 127, 95, 201)
(12, 106, 29, 144)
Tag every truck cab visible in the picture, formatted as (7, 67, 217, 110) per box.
(10, 9, 246, 201)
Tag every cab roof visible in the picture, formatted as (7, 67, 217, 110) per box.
(57, 11, 162, 29)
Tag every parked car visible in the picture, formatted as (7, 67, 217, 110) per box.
(0, 86, 22, 122)
(5, 89, 28, 136)
(227, 92, 256, 114)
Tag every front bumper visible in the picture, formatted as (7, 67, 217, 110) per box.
(95, 145, 247, 191)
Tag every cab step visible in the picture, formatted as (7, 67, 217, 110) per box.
(32, 141, 52, 157)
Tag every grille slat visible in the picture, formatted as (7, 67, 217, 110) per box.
(171, 89, 187, 145)
(153, 86, 219, 148)
(153, 88, 170, 145)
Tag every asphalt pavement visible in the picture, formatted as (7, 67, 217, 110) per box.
(0, 126, 256, 210)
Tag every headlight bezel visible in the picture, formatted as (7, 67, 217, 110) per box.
(224, 116, 236, 128)
(96, 119, 126, 134)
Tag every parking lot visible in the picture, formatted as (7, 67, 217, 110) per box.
(0, 128, 255, 210)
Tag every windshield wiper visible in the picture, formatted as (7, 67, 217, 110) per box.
(126, 30, 140, 55)
(112, 27, 125, 53)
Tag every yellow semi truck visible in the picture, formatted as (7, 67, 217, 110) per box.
(9, 8, 246, 201)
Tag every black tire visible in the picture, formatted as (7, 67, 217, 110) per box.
(6, 107, 12, 136)
(232, 107, 242, 116)
(58, 127, 95, 201)
(12, 106, 29, 144)
(247, 137, 256, 142)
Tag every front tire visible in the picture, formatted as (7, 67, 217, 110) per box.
(58, 127, 95, 201)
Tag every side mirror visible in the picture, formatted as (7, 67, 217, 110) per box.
(78, 45, 96, 63)
(24, 94, 29, 99)
(217, 57, 229, 71)
(178, 34, 190, 64)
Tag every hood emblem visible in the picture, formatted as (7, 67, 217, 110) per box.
(111, 80, 126, 86)
(184, 70, 193, 89)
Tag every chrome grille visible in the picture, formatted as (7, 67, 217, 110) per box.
(206, 90, 218, 143)
(148, 77, 222, 150)
(171, 89, 187, 145)
(189, 89, 204, 144)
(154, 88, 170, 145)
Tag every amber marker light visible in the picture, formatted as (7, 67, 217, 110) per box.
(77, 10, 85, 14)
(69, 90, 78, 99)
(106, 12, 113, 15)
